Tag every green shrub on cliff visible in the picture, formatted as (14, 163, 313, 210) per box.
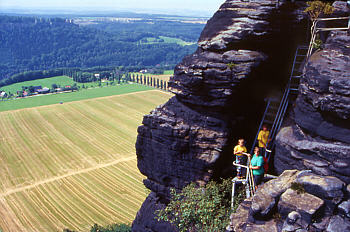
(156, 179, 244, 232)
(63, 223, 131, 232)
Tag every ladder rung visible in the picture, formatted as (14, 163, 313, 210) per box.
(264, 120, 274, 124)
(291, 75, 301, 79)
(267, 108, 278, 113)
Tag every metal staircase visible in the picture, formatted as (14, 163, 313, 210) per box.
(231, 16, 349, 203)
(260, 17, 350, 162)
(249, 45, 308, 160)
(231, 46, 308, 203)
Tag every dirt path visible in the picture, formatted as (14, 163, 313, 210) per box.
(0, 156, 136, 197)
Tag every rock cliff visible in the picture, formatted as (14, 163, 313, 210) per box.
(132, 1, 308, 231)
(274, 30, 350, 183)
(227, 170, 350, 232)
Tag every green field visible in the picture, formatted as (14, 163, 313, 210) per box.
(162, 70, 174, 75)
(141, 36, 195, 46)
(0, 84, 153, 112)
(0, 75, 120, 94)
(0, 89, 172, 231)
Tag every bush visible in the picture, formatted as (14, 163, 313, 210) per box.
(156, 179, 244, 232)
(63, 223, 131, 232)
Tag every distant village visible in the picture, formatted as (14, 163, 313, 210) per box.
(0, 84, 78, 100)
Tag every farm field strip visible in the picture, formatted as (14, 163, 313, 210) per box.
(0, 90, 171, 191)
(0, 84, 154, 112)
(2, 159, 145, 232)
(0, 90, 173, 231)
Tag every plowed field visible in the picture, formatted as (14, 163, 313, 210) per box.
(0, 90, 172, 232)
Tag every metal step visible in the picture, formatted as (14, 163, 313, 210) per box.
(264, 120, 274, 124)
(266, 113, 276, 118)
(298, 46, 309, 50)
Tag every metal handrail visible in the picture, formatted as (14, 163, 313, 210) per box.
(265, 46, 307, 162)
(249, 99, 272, 154)
(315, 16, 350, 21)
(306, 16, 350, 62)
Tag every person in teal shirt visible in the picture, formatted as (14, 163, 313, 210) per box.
(249, 147, 264, 188)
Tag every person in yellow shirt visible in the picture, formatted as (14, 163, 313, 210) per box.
(257, 124, 270, 156)
(234, 138, 247, 179)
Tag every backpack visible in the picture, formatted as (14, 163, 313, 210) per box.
(263, 156, 269, 174)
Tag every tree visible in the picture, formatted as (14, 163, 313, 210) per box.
(304, 0, 334, 46)
(52, 83, 58, 89)
(28, 86, 35, 93)
(156, 179, 244, 232)
(304, 1, 334, 21)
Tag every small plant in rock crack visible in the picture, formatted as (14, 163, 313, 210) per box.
(290, 182, 306, 194)
(226, 62, 237, 70)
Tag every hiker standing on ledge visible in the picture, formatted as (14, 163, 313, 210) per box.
(234, 138, 247, 179)
(257, 124, 270, 157)
(249, 147, 265, 188)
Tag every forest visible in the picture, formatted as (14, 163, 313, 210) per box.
(0, 15, 203, 82)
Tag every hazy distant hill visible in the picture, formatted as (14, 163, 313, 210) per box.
(0, 15, 203, 80)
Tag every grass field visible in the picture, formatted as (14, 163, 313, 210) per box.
(0, 84, 153, 112)
(0, 76, 76, 94)
(0, 76, 120, 95)
(0, 89, 172, 231)
(140, 36, 195, 46)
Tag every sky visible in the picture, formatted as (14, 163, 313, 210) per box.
(0, 0, 225, 16)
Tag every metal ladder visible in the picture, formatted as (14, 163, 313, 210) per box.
(249, 45, 308, 159)
(231, 46, 308, 204)
(231, 16, 349, 203)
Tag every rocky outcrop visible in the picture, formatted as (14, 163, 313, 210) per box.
(227, 170, 350, 232)
(274, 30, 350, 183)
(132, 1, 308, 231)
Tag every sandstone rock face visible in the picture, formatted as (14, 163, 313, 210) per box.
(136, 96, 230, 198)
(132, 0, 307, 231)
(227, 170, 349, 232)
(250, 170, 299, 218)
(275, 30, 350, 184)
(278, 189, 324, 226)
(326, 215, 350, 232)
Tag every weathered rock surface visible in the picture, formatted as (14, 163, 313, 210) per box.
(169, 0, 307, 108)
(326, 215, 350, 232)
(250, 170, 299, 218)
(227, 170, 350, 232)
(136, 96, 230, 198)
(275, 29, 350, 184)
(132, 192, 175, 232)
(278, 189, 324, 226)
(133, 0, 308, 231)
(338, 200, 350, 218)
(296, 172, 345, 201)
